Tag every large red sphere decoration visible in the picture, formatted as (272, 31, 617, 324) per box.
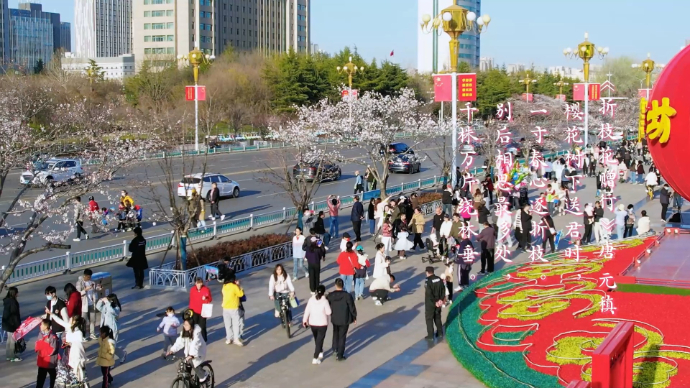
(648, 46, 690, 200)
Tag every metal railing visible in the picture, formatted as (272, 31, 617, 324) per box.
(3, 147, 571, 286)
(148, 241, 292, 290)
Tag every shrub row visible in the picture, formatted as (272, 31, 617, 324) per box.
(187, 233, 291, 268)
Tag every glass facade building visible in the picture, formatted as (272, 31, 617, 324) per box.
(9, 8, 53, 70)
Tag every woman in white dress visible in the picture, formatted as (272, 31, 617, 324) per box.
(372, 243, 389, 279)
(393, 226, 414, 260)
(47, 310, 88, 384)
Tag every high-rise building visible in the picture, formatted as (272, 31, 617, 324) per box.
(132, 0, 310, 71)
(75, 0, 132, 58)
(0, 0, 9, 64)
(60, 22, 71, 53)
(417, 0, 481, 73)
(17, 2, 68, 53)
(479, 56, 493, 71)
(9, 8, 53, 70)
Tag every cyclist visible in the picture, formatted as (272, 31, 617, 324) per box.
(644, 169, 658, 199)
(166, 318, 208, 383)
(268, 264, 295, 323)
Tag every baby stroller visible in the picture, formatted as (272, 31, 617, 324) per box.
(125, 207, 138, 231)
(55, 359, 88, 388)
(423, 234, 446, 264)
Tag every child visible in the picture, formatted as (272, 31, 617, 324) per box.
(135, 204, 143, 228)
(393, 226, 413, 260)
(35, 319, 58, 388)
(116, 202, 127, 232)
(157, 306, 181, 360)
(340, 232, 351, 252)
(198, 205, 207, 229)
(101, 207, 110, 228)
(444, 261, 454, 306)
(97, 325, 116, 388)
(354, 245, 371, 300)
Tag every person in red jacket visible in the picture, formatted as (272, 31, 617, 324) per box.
(336, 241, 359, 294)
(63, 283, 82, 318)
(35, 319, 58, 388)
(188, 277, 212, 342)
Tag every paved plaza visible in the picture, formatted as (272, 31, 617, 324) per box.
(1, 176, 665, 388)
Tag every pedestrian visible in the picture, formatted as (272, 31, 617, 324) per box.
(581, 204, 594, 245)
(372, 243, 389, 279)
(340, 232, 352, 252)
(541, 215, 557, 253)
(292, 227, 307, 280)
(497, 205, 514, 247)
(96, 325, 116, 387)
(2, 286, 21, 362)
(126, 226, 148, 289)
(519, 205, 533, 251)
(302, 209, 314, 233)
(380, 217, 393, 255)
(424, 266, 446, 341)
(375, 197, 391, 234)
(477, 222, 496, 274)
(354, 170, 364, 194)
(593, 201, 605, 243)
(476, 202, 491, 232)
(35, 319, 58, 388)
(166, 319, 209, 383)
(96, 294, 127, 363)
(88, 196, 100, 233)
(369, 274, 400, 306)
(615, 204, 628, 240)
(268, 264, 295, 322)
(75, 268, 98, 340)
(443, 262, 454, 303)
(157, 306, 180, 360)
(351, 195, 364, 242)
(326, 278, 357, 361)
(673, 189, 684, 213)
(442, 184, 454, 215)
(314, 211, 330, 245)
(209, 182, 223, 219)
(546, 184, 557, 216)
(645, 169, 658, 197)
(660, 184, 671, 222)
(72, 196, 89, 242)
(188, 277, 212, 342)
(188, 189, 202, 226)
(197, 200, 207, 228)
(455, 232, 474, 292)
(354, 245, 370, 300)
(637, 210, 651, 235)
(393, 225, 413, 260)
(305, 237, 326, 294)
(43, 286, 68, 357)
(336, 242, 358, 294)
(222, 277, 245, 347)
(327, 195, 341, 238)
(624, 205, 636, 238)
(63, 283, 81, 320)
(431, 206, 445, 240)
(302, 285, 331, 365)
(120, 190, 134, 208)
(409, 207, 426, 250)
(367, 198, 376, 235)
(366, 166, 377, 190)
(482, 175, 495, 205)
(47, 312, 87, 384)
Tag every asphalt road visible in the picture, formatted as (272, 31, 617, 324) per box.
(0, 139, 459, 266)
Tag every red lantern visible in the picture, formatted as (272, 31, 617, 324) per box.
(647, 46, 688, 200)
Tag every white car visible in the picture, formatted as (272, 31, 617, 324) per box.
(20, 158, 84, 186)
(177, 173, 241, 200)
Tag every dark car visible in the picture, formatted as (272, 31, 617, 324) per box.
(378, 142, 415, 156)
(388, 154, 421, 174)
(292, 161, 342, 182)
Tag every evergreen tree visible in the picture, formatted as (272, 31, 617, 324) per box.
(33, 59, 44, 74)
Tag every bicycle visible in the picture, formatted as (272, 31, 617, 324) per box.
(170, 359, 214, 388)
(276, 293, 293, 339)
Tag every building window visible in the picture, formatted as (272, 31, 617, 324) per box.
(152, 23, 166, 29)
(144, 36, 151, 42)
(145, 0, 174, 4)
(151, 10, 166, 17)
(144, 23, 151, 29)
(167, 22, 174, 28)
(152, 35, 166, 42)
(166, 10, 174, 16)
(167, 35, 174, 41)
(144, 11, 151, 17)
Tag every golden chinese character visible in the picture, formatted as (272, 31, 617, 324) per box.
(646, 97, 676, 144)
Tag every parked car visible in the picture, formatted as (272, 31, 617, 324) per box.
(20, 158, 84, 186)
(177, 173, 240, 200)
(377, 142, 415, 156)
(292, 161, 342, 182)
(388, 154, 421, 174)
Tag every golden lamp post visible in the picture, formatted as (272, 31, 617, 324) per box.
(518, 73, 537, 100)
(632, 53, 665, 100)
(337, 56, 364, 119)
(177, 48, 215, 152)
(420, 5, 491, 187)
(563, 32, 609, 147)
(554, 79, 569, 101)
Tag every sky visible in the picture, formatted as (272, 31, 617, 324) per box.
(17, 0, 689, 69)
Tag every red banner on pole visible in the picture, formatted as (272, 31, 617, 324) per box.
(522, 93, 534, 102)
(638, 89, 651, 99)
(573, 83, 601, 101)
(185, 86, 207, 101)
(555, 94, 567, 101)
(457, 73, 477, 102)
(433, 74, 453, 102)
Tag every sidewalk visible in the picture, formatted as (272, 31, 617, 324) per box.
(1, 176, 663, 388)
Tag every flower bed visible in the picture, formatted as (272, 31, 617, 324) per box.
(416, 192, 441, 205)
(186, 233, 290, 269)
(446, 236, 690, 388)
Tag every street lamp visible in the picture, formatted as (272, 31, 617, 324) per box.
(554, 79, 569, 99)
(420, 5, 491, 187)
(337, 56, 364, 119)
(632, 53, 665, 100)
(177, 49, 215, 152)
(518, 73, 537, 100)
(563, 32, 609, 146)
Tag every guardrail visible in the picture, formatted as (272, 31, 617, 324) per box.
(1, 147, 577, 286)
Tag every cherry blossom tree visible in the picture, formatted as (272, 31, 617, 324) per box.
(0, 95, 162, 291)
(332, 88, 446, 198)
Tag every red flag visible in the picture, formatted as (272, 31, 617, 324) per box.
(433, 74, 452, 102)
(573, 83, 601, 101)
(390, 50, 394, 56)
